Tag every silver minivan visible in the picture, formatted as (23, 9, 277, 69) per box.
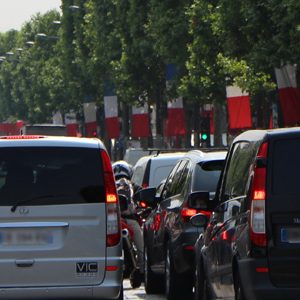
(0, 135, 123, 299)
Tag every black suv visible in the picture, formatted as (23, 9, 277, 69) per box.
(136, 149, 227, 300)
(194, 128, 300, 300)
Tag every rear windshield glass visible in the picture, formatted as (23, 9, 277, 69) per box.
(272, 139, 300, 195)
(0, 147, 105, 206)
(192, 161, 223, 192)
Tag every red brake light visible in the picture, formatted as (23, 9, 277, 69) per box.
(0, 135, 45, 139)
(250, 142, 268, 247)
(139, 201, 147, 208)
(101, 150, 120, 247)
(181, 207, 212, 222)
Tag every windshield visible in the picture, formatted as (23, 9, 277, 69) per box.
(0, 147, 105, 206)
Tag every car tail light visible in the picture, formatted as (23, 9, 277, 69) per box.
(101, 150, 121, 247)
(0, 135, 45, 139)
(250, 141, 268, 247)
(181, 206, 212, 222)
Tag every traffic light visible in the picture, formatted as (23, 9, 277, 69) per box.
(200, 117, 210, 146)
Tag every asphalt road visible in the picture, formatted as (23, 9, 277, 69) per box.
(124, 279, 165, 300)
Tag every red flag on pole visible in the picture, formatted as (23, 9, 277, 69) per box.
(65, 111, 78, 137)
(131, 104, 150, 138)
(104, 95, 120, 139)
(83, 102, 97, 137)
(275, 64, 300, 126)
(164, 97, 186, 137)
(226, 86, 252, 130)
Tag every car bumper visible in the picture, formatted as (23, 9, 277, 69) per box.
(0, 257, 123, 299)
(172, 231, 200, 274)
(239, 258, 300, 300)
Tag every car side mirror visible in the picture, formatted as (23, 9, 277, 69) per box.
(190, 213, 209, 228)
(118, 194, 129, 212)
(188, 191, 210, 210)
(134, 187, 157, 208)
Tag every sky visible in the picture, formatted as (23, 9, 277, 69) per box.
(0, 0, 61, 32)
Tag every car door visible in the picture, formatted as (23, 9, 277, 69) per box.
(151, 160, 188, 269)
(204, 142, 256, 298)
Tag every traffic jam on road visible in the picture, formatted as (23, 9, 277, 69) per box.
(122, 128, 300, 300)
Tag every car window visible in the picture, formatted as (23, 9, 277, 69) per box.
(192, 161, 223, 193)
(161, 161, 182, 200)
(163, 160, 188, 198)
(131, 164, 146, 186)
(0, 147, 105, 205)
(221, 142, 256, 202)
(272, 138, 300, 196)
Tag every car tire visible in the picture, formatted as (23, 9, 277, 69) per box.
(144, 246, 164, 294)
(129, 268, 142, 289)
(165, 243, 192, 300)
(234, 269, 246, 300)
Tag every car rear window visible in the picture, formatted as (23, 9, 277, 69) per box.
(192, 160, 223, 192)
(272, 139, 300, 195)
(0, 147, 105, 206)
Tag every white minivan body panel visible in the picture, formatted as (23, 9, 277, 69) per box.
(0, 136, 123, 299)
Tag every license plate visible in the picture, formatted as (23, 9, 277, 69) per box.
(281, 228, 300, 243)
(0, 230, 53, 246)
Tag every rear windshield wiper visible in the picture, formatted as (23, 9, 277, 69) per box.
(11, 194, 69, 212)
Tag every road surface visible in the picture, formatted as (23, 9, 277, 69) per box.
(124, 279, 165, 300)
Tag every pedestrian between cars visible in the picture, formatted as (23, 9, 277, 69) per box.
(113, 161, 144, 279)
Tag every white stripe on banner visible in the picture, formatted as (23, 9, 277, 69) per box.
(83, 102, 97, 123)
(167, 97, 183, 109)
(275, 64, 297, 89)
(104, 96, 118, 118)
(226, 86, 249, 98)
(65, 111, 77, 125)
(132, 104, 148, 115)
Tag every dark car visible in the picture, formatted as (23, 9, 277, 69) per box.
(137, 150, 227, 300)
(194, 127, 300, 300)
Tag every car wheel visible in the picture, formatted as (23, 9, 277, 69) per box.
(144, 246, 164, 294)
(234, 269, 246, 300)
(165, 243, 192, 300)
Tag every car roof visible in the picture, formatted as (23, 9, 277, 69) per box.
(134, 151, 185, 164)
(0, 136, 105, 149)
(233, 127, 300, 143)
(184, 149, 227, 162)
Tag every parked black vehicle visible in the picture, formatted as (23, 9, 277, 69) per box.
(136, 150, 227, 300)
(195, 128, 300, 300)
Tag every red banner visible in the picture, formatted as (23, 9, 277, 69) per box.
(226, 86, 252, 130)
(131, 114, 150, 138)
(275, 65, 300, 126)
(164, 98, 186, 137)
(85, 122, 97, 137)
(105, 117, 120, 139)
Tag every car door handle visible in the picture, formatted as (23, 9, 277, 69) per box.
(15, 259, 35, 267)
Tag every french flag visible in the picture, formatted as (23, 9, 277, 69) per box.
(65, 111, 79, 137)
(226, 86, 252, 130)
(165, 97, 186, 136)
(104, 84, 120, 139)
(83, 101, 97, 137)
(131, 104, 150, 138)
(165, 64, 186, 137)
(275, 64, 300, 126)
